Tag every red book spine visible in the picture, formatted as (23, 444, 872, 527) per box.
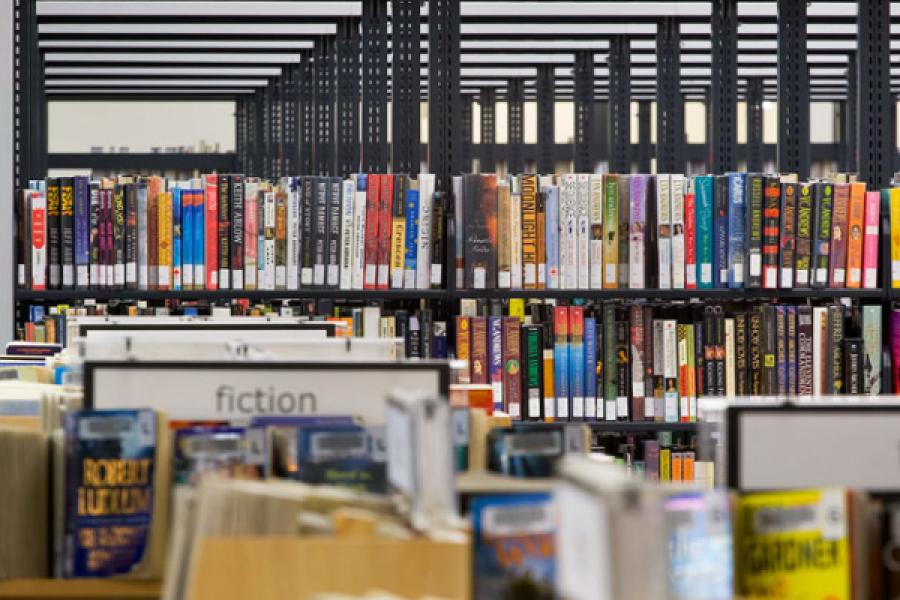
(470, 316, 488, 385)
(204, 174, 219, 290)
(377, 174, 394, 290)
(363, 174, 381, 289)
(684, 192, 697, 289)
(762, 180, 781, 289)
(502, 316, 522, 419)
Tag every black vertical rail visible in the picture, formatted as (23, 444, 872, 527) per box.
(391, 0, 420, 174)
(298, 51, 314, 175)
(637, 101, 652, 173)
(315, 36, 335, 176)
(777, 0, 809, 178)
(14, 0, 44, 188)
(507, 78, 525, 175)
(271, 78, 284, 177)
(253, 89, 265, 178)
(746, 77, 764, 172)
(710, 0, 737, 173)
(461, 97, 473, 174)
(337, 18, 361, 177)
(428, 0, 462, 192)
(608, 36, 631, 173)
(846, 51, 859, 174)
(573, 50, 595, 173)
(235, 98, 246, 172)
(263, 83, 273, 178)
(858, 0, 892, 188)
(595, 101, 609, 164)
(283, 64, 299, 174)
(480, 87, 496, 173)
(362, 0, 388, 172)
(536, 64, 555, 174)
(656, 17, 683, 173)
(835, 100, 847, 172)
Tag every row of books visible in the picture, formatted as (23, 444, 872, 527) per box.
(458, 173, 884, 291)
(456, 299, 883, 421)
(16, 173, 444, 292)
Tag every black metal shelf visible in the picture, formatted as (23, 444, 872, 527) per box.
(14, 289, 447, 303)
(589, 421, 704, 433)
(452, 287, 886, 301)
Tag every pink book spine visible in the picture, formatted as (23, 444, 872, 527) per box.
(863, 191, 880, 289)
(245, 192, 258, 285)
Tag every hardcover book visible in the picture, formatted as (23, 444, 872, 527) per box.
(862, 191, 880, 289)
(46, 178, 61, 289)
(812, 182, 834, 288)
(617, 176, 631, 287)
(560, 174, 577, 290)
(713, 175, 729, 288)
(403, 189, 420, 289)
(464, 175, 498, 290)
(602, 174, 618, 288)
(629, 175, 648, 289)
(568, 306, 585, 420)
(61, 178, 75, 289)
(497, 180, 511, 288)
(845, 182, 866, 288)
(794, 183, 813, 287)
(294, 424, 386, 493)
(522, 174, 539, 289)
(203, 174, 218, 289)
(761, 177, 781, 289)
(416, 174, 435, 290)
(590, 174, 605, 289)
(670, 175, 686, 289)
(376, 174, 394, 289)
(230, 174, 245, 289)
(829, 183, 850, 288)
(744, 174, 764, 288)
(684, 187, 697, 289)
(545, 184, 560, 289)
(656, 174, 672, 289)
(693, 175, 714, 289)
(726, 172, 746, 288)
(217, 175, 230, 289)
(779, 182, 797, 288)
(503, 316, 523, 419)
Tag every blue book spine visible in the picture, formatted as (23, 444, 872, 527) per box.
(554, 336, 569, 421)
(488, 316, 504, 412)
(73, 176, 90, 285)
(714, 178, 728, 288)
(694, 175, 715, 289)
(172, 188, 182, 290)
(182, 189, 193, 284)
(727, 173, 747, 288)
(584, 316, 597, 421)
(569, 330, 584, 422)
(193, 189, 205, 286)
(545, 186, 560, 289)
(403, 189, 419, 277)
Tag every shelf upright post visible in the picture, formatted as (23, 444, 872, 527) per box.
(461, 96, 473, 174)
(777, 0, 809, 179)
(314, 36, 336, 176)
(235, 98, 247, 172)
(253, 88, 265, 178)
(536, 64, 555, 174)
(298, 51, 314, 175)
(573, 50, 595, 173)
(656, 17, 683, 174)
(283, 64, 300, 175)
(264, 82, 274, 179)
(607, 35, 631, 174)
(595, 99, 609, 166)
(480, 87, 496, 173)
(337, 18, 361, 178)
(857, 0, 891, 189)
(391, 0, 420, 175)
(710, 0, 737, 173)
(637, 101, 652, 173)
(746, 77, 764, 172)
(507, 78, 525, 175)
(271, 77, 285, 178)
(5, 0, 23, 342)
(361, 0, 388, 173)
(845, 52, 858, 173)
(427, 0, 462, 192)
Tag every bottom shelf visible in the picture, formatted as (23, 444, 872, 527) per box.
(0, 579, 160, 600)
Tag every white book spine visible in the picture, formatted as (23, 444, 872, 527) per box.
(264, 191, 276, 290)
(656, 174, 672, 289)
(663, 320, 679, 422)
(588, 174, 604, 289)
(510, 189, 523, 289)
(629, 178, 646, 289)
(562, 174, 578, 290)
(724, 318, 736, 398)
(670, 175, 686, 289)
(339, 179, 355, 289)
(416, 174, 435, 289)
(812, 306, 827, 395)
(576, 174, 590, 290)
(352, 175, 367, 290)
(287, 188, 300, 290)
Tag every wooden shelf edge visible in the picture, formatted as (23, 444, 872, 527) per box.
(0, 579, 160, 600)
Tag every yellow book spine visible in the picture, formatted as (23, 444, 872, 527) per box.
(660, 448, 671, 482)
(521, 174, 538, 289)
(542, 349, 555, 423)
(158, 192, 172, 290)
(602, 174, 618, 288)
(509, 298, 525, 322)
(389, 217, 406, 288)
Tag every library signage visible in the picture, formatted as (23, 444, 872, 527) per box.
(84, 361, 450, 424)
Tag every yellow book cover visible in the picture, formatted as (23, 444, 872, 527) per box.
(521, 174, 539, 288)
(389, 216, 406, 288)
(890, 188, 900, 287)
(660, 447, 671, 482)
(497, 182, 512, 288)
(158, 191, 172, 290)
(508, 298, 525, 322)
(602, 174, 619, 288)
(735, 488, 851, 600)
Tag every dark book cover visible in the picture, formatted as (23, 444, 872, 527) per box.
(147, 185, 159, 291)
(617, 175, 631, 287)
(471, 316, 489, 384)
(779, 182, 798, 288)
(715, 311, 726, 396)
(430, 191, 445, 289)
(761, 176, 780, 289)
(744, 174, 765, 288)
(230, 174, 245, 287)
(294, 424, 386, 493)
(615, 307, 630, 421)
(274, 185, 288, 289)
(703, 310, 716, 396)
(829, 183, 850, 288)
(645, 176, 659, 290)
(762, 305, 777, 395)
(217, 175, 231, 288)
(113, 183, 126, 289)
(433, 321, 448, 359)
(60, 177, 75, 289)
(503, 316, 523, 419)
(464, 174, 498, 290)
(300, 176, 315, 285)
(487, 425, 564, 477)
(523, 324, 544, 421)
(786, 305, 798, 396)
(844, 338, 862, 394)
(407, 314, 421, 359)
(173, 426, 265, 485)
(124, 183, 138, 289)
(64, 409, 158, 577)
(603, 304, 617, 414)
(471, 493, 555, 599)
(735, 312, 748, 396)
(775, 305, 787, 396)
(88, 182, 101, 288)
(811, 182, 834, 288)
(714, 175, 729, 288)
(327, 177, 343, 287)
(748, 308, 763, 395)
(310, 178, 326, 286)
(16, 190, 28, 288)
(46, 178, 61, 288)
(419, 308, 434, 360)
(797, 305, 814, 396)
(829, 305, 844, 394)
(794, 183, 813, 287)
(694, 319, 705, 399)
(73, 176, 91, 289)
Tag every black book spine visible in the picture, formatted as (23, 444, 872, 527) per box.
(811, 182, 834, 288)
(797, 305, 814, 396)
(694, 319, 705, 398)
(735, 312, 748, 396)
(230, 174, 245, 288)
(615, 307, 630, 421)
(762, 305, 777, 395)
(16, 190, 26, 288)
(394, 309, 410, 358)
(218, 175, 231, 289)
(714, 175, 729, 288)
(113, 184, 125, 289)
(46, 178, 61, 289)
(645, 176, 659, 290)
(327, 177, 342, 287)
(643, 307, 654, 417)
(703, 310, 716, 396)
(761, 176, 781, 288)
(523, 324, 544, 421)
(89, 182, 100, 287)
(408, 313, 421, 358)
(745, 174, 764, 288)
(300, 177, 314, 285)
(786, 305, 798, 396)
(125, 183, 138, 289)
(829, 305, 844, 394)
(60, 177, 75, 289)
(775, 305, 787, 396)
(314, 178, 328, 286)
(715, 311, 726, 396)
(794, 183, 813, 287)
(430, 191, 445, 289)
(844, 338, 862, 394)
(419, 308, 434, 359)
(748, 309, 763, 395)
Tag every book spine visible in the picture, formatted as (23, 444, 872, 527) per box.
(643, 309, 655, 421)
(615, 308, 630, 420)
(545, 185, 560, 289)
(510, 182, 523, 289)
(73, 178, 90, 289)
(763, 305, 777, 394)
(244, 182, 258, 290)
(298, 177, 312, 287)
(684, 189, 697, 289)
(217, 175, 230, 288)
(257, 190, 265, 288)
(762, 177, 780, 289)
(558, 174, 575, 289)
(863, 191, 880, 289)
(376, 174, 393, 289)
(182, 186, 194, 289)
(312, 179, 327, 287)
(569, 306, 585, 420)
(779, 183, 797, 288)
(536, 186, 546, 289)
(286, 181, 300, 290)
(471, 316, 488, 385)
(745, 175, 764, 287)
(390, 178, 407, 289)
(456, 316, 471, 384)
(670, 175, 686, 289)
(160, 191, 173, 290)
(146, 183, 158, 290)
(629, 305, 646, 421)
(617, 177, 630, 286)
(656, 174, 672, 289)
(862, 305, 882, 394)
(46, 180, 60, 288)
(327, 178, 342, 288)
(602, 174, 618, 288)
(228, 175, 243, 289)
(845, 338, 862, 394)
(454, 176, 464, 289)
(339, 179, 355, 290)
(352, 175, 367, 289)
(704, 311, 717, 396)
(172, 188, 182, 290)
(829, 305, 844, 393)
(416, 175, 435, 289)
(629, 175, 647, 289)
(488, 316, 504, 412)
(263, 191, 276, 290)
(829, 183, 850, 288)
(727, 173, 746, 288)
(497, 181, 511, 288)
(419, 308, 433, 359)
(797, 305, 814, 397)
(430, 190, 445, 289)
(503, 317, 522, 419)
(274, 186, 287, 288)
(403, 189, 420, 288)
(734, 313, 748, 396)
(662, 319, 679, 422)
(813, 182, 834, 287)
(16, 191, 26, 288)
(522, 174, 539, 288)
(554, 306, 570, 420)
(694, 175, 714, 288)
(89, 183, 101, 287)
(61, 178, 75, 288)
(748, 309, 763, 394)
(363, 174, 381, 289)
(575, 174, 591, 290)
(846, 182, 866, 288)
(584, 316, 597, 420)
(714, 176, 729, 288)
(30, 193, 47, 291)
(812, 306, 828, 394)
(204, 175, 218, 289)
(677, 323, 690, 421)
(524, 324, 544, 420)
(194, 188, 205, 289)
(794, 183, 813, 287)
(787, 306, 798, 395)
(113, 184, 125, 288)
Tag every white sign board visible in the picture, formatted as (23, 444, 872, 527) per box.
(729, 406, 900, 492)
(85, 361, 449, 425)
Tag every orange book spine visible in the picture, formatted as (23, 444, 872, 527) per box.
(845, 182, 866, 288)
(671, 452, 683, 482)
